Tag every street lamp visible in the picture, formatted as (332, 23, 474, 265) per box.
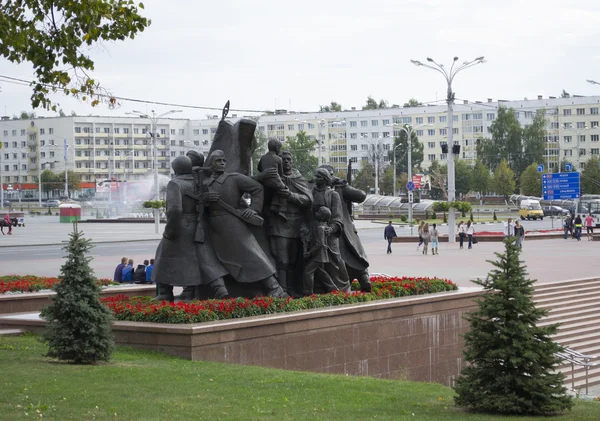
(387, 123, 431, 223)
(411, 55, 485, 243)
(127, 109, 182, 233)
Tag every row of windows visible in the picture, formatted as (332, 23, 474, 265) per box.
(74, 127, 185, 135)
(564, 107, 600, 116)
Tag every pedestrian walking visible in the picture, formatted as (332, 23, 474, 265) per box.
(563, 215, 571, 239)
(384, 221, 397, 254)
(431, 223, 439, 255)
(503, 218, 514, 238)
(421, 223, 431, 255)
(585, 214, 594, 241)
(113, 257, 128, 283)
(574, 215, 583, 241)
(514, 220, 525, 248)
(416, 220, 425, 251)
(3, 213, 12, 235)
(458, 221, 466, 249)
(466, 220, 475, 249)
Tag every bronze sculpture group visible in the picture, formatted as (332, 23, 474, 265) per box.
(152, 106, 371, 300)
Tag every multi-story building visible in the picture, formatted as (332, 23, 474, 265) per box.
(2, 95, 600, 199)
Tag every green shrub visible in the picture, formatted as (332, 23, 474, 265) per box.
(143, 200, 166, 209)
(493, 210, 498, 221)
(400, 215, 407, 223)
(469, 210, 474, 222)
(443, 212, 447, 223)
(431, 211, 437, 220)
(425, 210, 430, 219)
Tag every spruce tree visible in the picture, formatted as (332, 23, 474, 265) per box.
(454, 237, 572, 415)
(41, 223, 115, 364)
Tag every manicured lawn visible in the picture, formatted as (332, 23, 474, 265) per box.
(0, 334, 598, 420)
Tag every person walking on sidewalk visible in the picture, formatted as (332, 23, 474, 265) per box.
(384, 221, 397, 254)
(466, 220, 475, 249)
(421, 223, 431, 255)
(458, 221, 466, 249)
(563, 215, 571, 239)
(514, 220, 525, 248)
(431, 223, 439, 255)
(585, 214, 594, 241)
(416, 220, 425, 251)
(574, 214, 583, 241)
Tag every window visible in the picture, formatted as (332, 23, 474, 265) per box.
(486, 113, 495, 121)
(287, 124, 294, 131)
(416, 117, 423, 124)
(577, 108, 585, 115)
(350, 145, 357, 151)
(41, 152, 46, 158)
(592, 148, 599, 155)
(20, 129, 25, 136)
(170, 140, 176, 146)
(439, 116, 447, 123)
(179, 129, 185, 135)
(579, 135, 586, 143)
(452, 115, 458, 122)
(592, 121, 599, 128)
(416, 130, 424, 136)
(592, 135, 599, 142)
(104, 127, 110, 133)
(524, 111, 533, 118)
(427, 117, 435, 124)
(453, 128, 459, 134)
(40, 129, 45, 135)
(382, 119, 390, 126)
(133, 128, 139, 134)
(564, 150, 572, 157)
(428, 142, 435, 148)
(2, 130, 7, 136)
(591, 107, 599, 115)
(307, 123, 315, 129)
(427, 129, 435, 136)
(193, 129, 199, 136)
(428, 154, 436, 161)
(170, 129, 175, 135)
(360, 121, 368, 127)
(564, 109, 572, 116)
(210, 127, 217, 134)
(202, 129, 209, 135)
(515, 112, 520, 119)
(75, 127, 81, 133)
(114, 128, 120, 134)
(440, 128, 447, 136)
(371, 120, 378, 127)
(550, 122, 559, 129)
(580, 149, 587, 156)
(577, 121, 586, 129)
(171, 151, 176, 157)
(123, 128, 129, 134)
(350, 133, 357, 139)
(371, 132, 379, 138)
(564, 136, 572, 143)
(349, 121, 357, 127)
(383, 131, 390, 138)
(361, 144, 368, 151)
(49, 151, 54, 158)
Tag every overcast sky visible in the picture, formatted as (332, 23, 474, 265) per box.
(1, 0, 600, 120)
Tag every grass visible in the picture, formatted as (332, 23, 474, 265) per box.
(0, 334, 598, 420)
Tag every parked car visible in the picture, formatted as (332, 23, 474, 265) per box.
(543, 205, 569, 217)
(1, 200, 12, 208)
(43, 199, 61, 208)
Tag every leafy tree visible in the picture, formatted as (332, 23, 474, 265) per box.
(470, 159, 491, 198)
(362, 96, 388, 110)
(40, 169, 61, 198)
(284, 130, 318, 179)
(428, 160, 447, 200)
(319, 101, 343, 112)
(41, 224, 115, 364)
(58, 170, 81, 198)
(14, 111, 37, 120)
(491, 160, 516, 200)
(353, 161, 375, 193)
(389, 128, 424, 175)
(381, 166, 397, 196)
(477, 107, 523, 174)
(403, 98, 423, 108)
(454, 238, 572, 415)
(521, 110, 547, 177)
(581, 157, 600, 194)
(454, 159, 472, 198)
(520, 163, 543, 196)
(0, 1, 150, 110)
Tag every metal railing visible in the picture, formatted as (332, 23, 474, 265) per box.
(556, 347, 598, 395)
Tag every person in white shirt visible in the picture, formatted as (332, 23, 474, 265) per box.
(503, 218, 514, 238)
(458, 221, 467, 249)
(466, 220, 475, 249)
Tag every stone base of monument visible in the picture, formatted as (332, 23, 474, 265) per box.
(0, 288, 484, 386)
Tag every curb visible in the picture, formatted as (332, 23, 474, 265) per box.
(0, 238, 161, 248)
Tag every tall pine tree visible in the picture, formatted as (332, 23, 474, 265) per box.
(41, 223, 114, 364)
(454, 237, 572, 415)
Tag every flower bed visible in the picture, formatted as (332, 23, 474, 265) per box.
(0, 275, 113, 294)
(474, 228, 563, 236)
(101, 276, 458, 324)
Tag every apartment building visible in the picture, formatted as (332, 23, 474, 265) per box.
(2, 95, 600, 198)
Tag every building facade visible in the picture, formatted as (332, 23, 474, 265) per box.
(1, 95, 600, 199)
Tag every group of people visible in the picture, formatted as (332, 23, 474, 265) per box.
(416, 221, 440, 255)
(113, 257, 154, 284)
(502, 218, 526, 248)
(149, 126, 371, 301)
(563, 214, 595, 241)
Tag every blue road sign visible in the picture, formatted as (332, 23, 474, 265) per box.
(565, 163, 572, 172)
(542, 172, 580, 200)
(537, 164, 544, 173)
(406, 181, 415, 192)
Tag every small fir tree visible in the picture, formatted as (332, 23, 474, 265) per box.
(454, 237, 572, 415)
(493, 210, 498, 221)
(41, 223, 115, 364)
(443, 212, 447, 223)
(469, 210, 474, 222)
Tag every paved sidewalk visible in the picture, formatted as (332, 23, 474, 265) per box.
(0, 216, 163, 247)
